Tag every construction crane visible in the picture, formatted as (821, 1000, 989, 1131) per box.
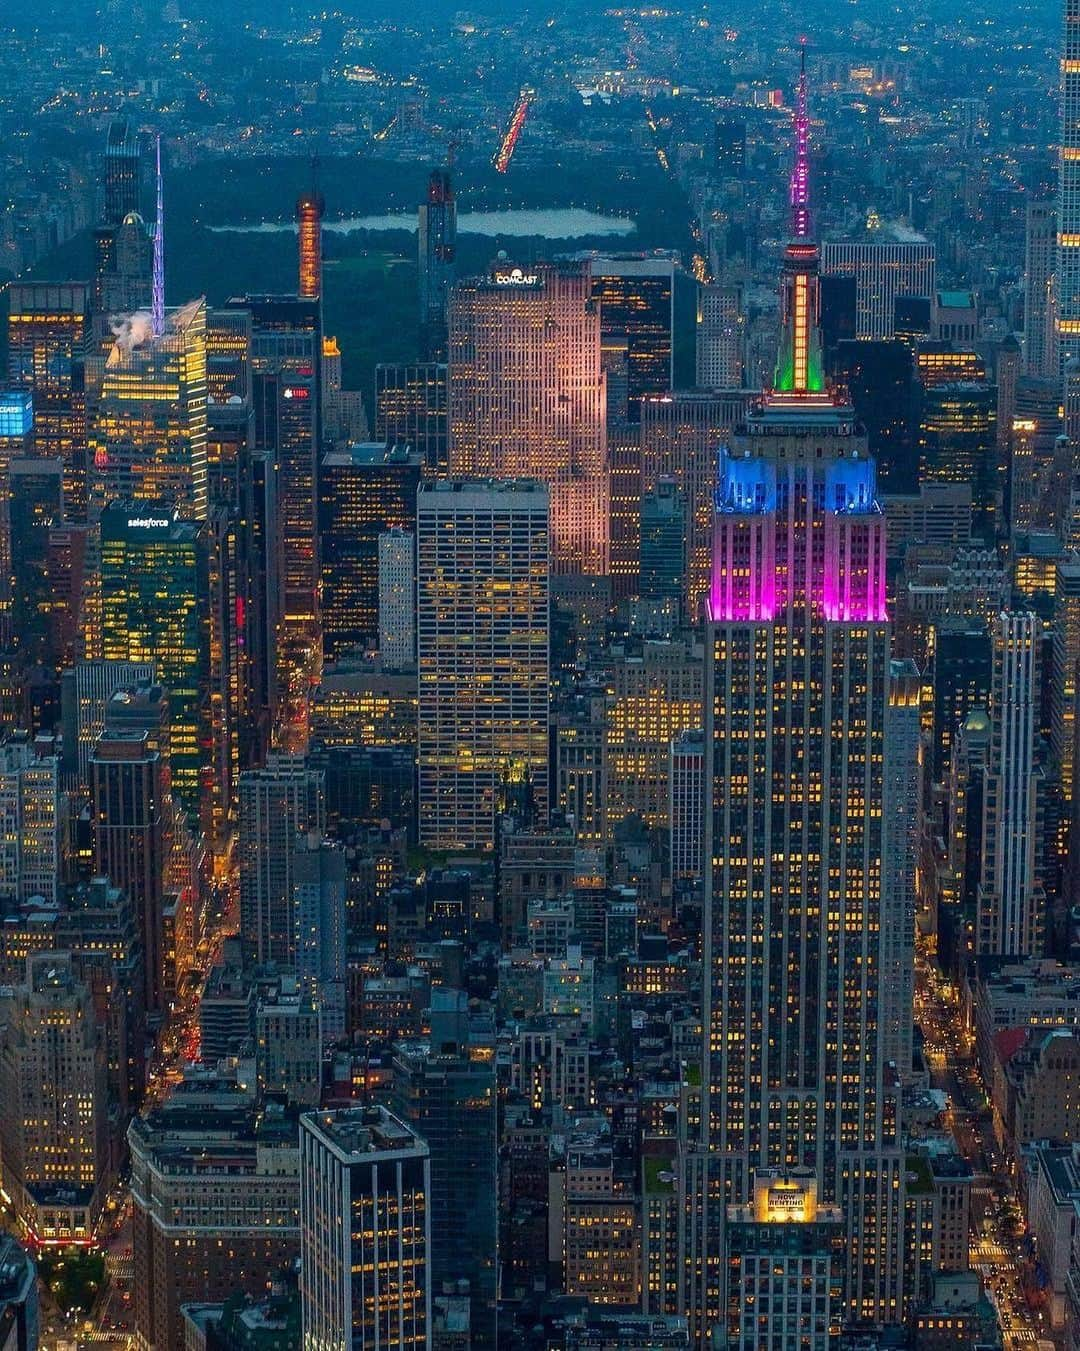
(493, 89, 533, 173)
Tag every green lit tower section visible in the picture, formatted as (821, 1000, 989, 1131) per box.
(773, 49, 826, 399)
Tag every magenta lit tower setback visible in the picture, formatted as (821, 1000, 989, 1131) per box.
(694, 51, 905, 1342)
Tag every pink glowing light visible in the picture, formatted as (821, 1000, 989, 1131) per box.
(789, 46, 811, 240)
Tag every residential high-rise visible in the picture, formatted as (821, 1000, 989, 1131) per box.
(1025, 199, 1057, 379)
(238, 752, 324, 965)
(91, 729, 166, 1015)
(977, 612, 1044, 956)
(391, 990, 497, 1349)
(418, 170, 456, 362)
(0, 952, 108, 1249)
(820, 236, 936, 341)
(695, 284, 744, 388)
(299, 1106, 430, 1351)
(90, 299, 209, 523)
(417, 480, 549, 850)
(590, 254, 677, 414)
(99, 503, 207, 808)
(448, 262, 607, 577)
(6, 282, 90, 518)
(375, 362, 448, 475)
(103, 120, 144, 225)
(699, 61, 902, 1336)
(318, 443, 422, 662)
(378, 528, 416, 671)
(1058, 0, 1080, 377)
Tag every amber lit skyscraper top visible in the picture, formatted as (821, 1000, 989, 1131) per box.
(296, 189, 324, 300)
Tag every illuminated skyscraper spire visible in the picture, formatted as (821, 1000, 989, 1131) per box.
(773, 45, 826, 398)
(152, 134, 165, 338)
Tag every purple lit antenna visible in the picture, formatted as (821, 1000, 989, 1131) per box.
(152, 134, 165, 337)
(789, 42, 811, 240)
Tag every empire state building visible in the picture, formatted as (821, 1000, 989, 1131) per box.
(696, 53, 907, 1339)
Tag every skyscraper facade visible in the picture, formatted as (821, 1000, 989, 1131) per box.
(375, 362, 448, 475)
(590, 254, 677, 414)
(91, 729, 166, 1015)
(699, 63, 902, 1334)
(417, 480, 550, 850)
(6, 282, 90, 519)
(299, 1106, 430, 1351)
(821, 238, 936, 341)
(448, 262, 607, 576)
(1024, 199, 1057, 379)
(977, 612, 1043, 956)
(246, 294, 322, 696)
(90, 300, 209, 523)
(418, 170, 456, 362)
(640, 391, 750, 619)
(318, 443, 422, 662)
(392, 990, 497, 1349)
(99, 504, 207, 808)
(238, 752, 325, 965)
(103, 120, 144, 225)
(0, 953, 107, 1249)
(695, 284, 744, 389)
(378, 528, 416, 671)
(1057, 0, 1080, 377)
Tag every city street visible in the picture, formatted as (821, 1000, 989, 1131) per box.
(916, 947, 1051, 1348)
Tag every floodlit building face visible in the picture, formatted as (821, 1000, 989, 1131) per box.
(448, 262, 607, 576)
(299, 1106, 430, 1351)
(90, 300, 208, 523)
(416, 480, 550, 851)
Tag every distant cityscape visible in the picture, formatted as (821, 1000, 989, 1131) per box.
(0, 0, 1076, 1350)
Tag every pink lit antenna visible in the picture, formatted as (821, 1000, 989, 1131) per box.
(789, 42, 811, 239)
(152, 134, 165, 337)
